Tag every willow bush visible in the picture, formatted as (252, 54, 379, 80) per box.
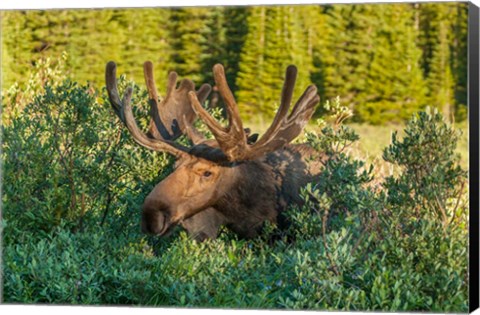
(1, 70, 468, 311)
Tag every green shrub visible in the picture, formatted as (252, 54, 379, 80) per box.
(383, 107, 467, 227)
(2, 76, 173, 243)
(1, 72, 469, 312)
(1, 53, 69, 125)
(282, 99, 468, 311)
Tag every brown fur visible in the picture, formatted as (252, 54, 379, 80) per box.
(142, 143, 325, 240)
(106, 61, 323, 241)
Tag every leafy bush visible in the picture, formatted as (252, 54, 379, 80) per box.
(282, 99, 468, 311)
(383, 107, 468, 227)
(2, 76, 173, 243)
(1, 71, 468, 312)
(2, 53, 69, 124)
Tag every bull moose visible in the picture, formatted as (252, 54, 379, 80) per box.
(105, 61, 324, 241)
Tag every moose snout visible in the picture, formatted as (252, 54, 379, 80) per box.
(141, 199, 171, 235)
(141, 210, 167, 235)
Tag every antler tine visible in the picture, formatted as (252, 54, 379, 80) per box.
(212, 64, 245, 138)
(289, 84, 318, 119)
(189, 66, 251, 160)
(189, 63, 319, 162)
(196, 83, 212, 104)
(280, 65, 297, 115)
(248, 84, 319, 159)
(105, 61, 189, 158)
(121, 89, 189, 156)
(106, 61, 126, 123)
(144, 61, 170, 140)
(188, 66, 233, 142)
(182, 114, 206, 145)
(183, 83, 212, 145)
(189, 92, 249, 160)
(254, 65, 297, 148)
(244, 66, 319, 160)
(144, 61, 213, 143)
(189, 91, 228, 139)
(188, 64, 249, 161)
(144, 61, 163, 104)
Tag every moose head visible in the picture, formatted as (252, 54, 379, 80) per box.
(105, 61, 321, 241)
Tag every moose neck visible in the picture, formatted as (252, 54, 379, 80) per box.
(212, 160, 278, 238)
(211, 144, 324, 238)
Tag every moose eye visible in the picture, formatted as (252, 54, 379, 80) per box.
(203, 171, 212, 177)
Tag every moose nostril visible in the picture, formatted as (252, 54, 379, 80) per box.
(141, 208, 167, 235)
(141, 210, 154, 234)
(141, 212, 151, 234)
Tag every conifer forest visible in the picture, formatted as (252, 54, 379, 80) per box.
(1, 2, 468, 123)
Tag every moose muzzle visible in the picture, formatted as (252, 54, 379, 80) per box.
(141, 200, 174, 236)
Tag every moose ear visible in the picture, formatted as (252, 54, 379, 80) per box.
(243, 128, 258, 144)
(247, 133, 259, 145)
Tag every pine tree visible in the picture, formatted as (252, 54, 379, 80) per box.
(169, 8, 210, 83)
(236, 6, 267, 119)
(222, 7, 249, 93)
(322, 4, 375, 113)
(66, 9, 125, 86)
(1, 11, 45, 87)
(297, 5, 328, 98)
(198, 7, 248, 109)
(426, 21, 454, 121)
(1, 9, 125, 87)
(1, 3, 469, 122)
(236, 6, 313, 120)
(268, 6, 313, 111)
(418, 2, 468, 121)
(451, 3, 468, 120)
(112, 8, 173, 91)
(357, 4, 427, 124)
(200, 7, 227, 85)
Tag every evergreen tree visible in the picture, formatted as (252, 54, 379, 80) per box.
(323, 4, 426, 124)
(1, 11, 47, 87)
(262, 6, 312, 115)
(236, 6, 313, 120)
(199, 7, 248, 108)
(1, 11, 18, 88)
(66, 9, 125, 86)
(0, 3, 469, 122)
(200, 7, 227, 85)
(426, 21, 454, 121)
(1, 8, 175, 88)
(357, 4, 427, 124)
(451, 3, 468, 120)
(418, 2, 468, 121)
(112, 8, 173, 91)
(236, 6, 267, 119)
(222, 7, 249, 93)
(169, 8, 210, 83)
(322, 4, 375, 113)
(297, 5, 328, 99)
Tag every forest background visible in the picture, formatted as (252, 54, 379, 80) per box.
(1, 2, 468, 125)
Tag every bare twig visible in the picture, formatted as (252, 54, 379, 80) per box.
(432, 190, 448, 228)
(450, 179, 467, 226)
(306, 190, 340, 276)
(322, 206, 340, 276)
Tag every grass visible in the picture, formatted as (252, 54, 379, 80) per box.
(245, 119, 469, 170)
(348, 121, 469, 170)
(2, 69, 470, 310)
(3, 112, 469, 310)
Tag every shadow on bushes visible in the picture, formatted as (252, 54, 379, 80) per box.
(1, 77, 468, 311)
